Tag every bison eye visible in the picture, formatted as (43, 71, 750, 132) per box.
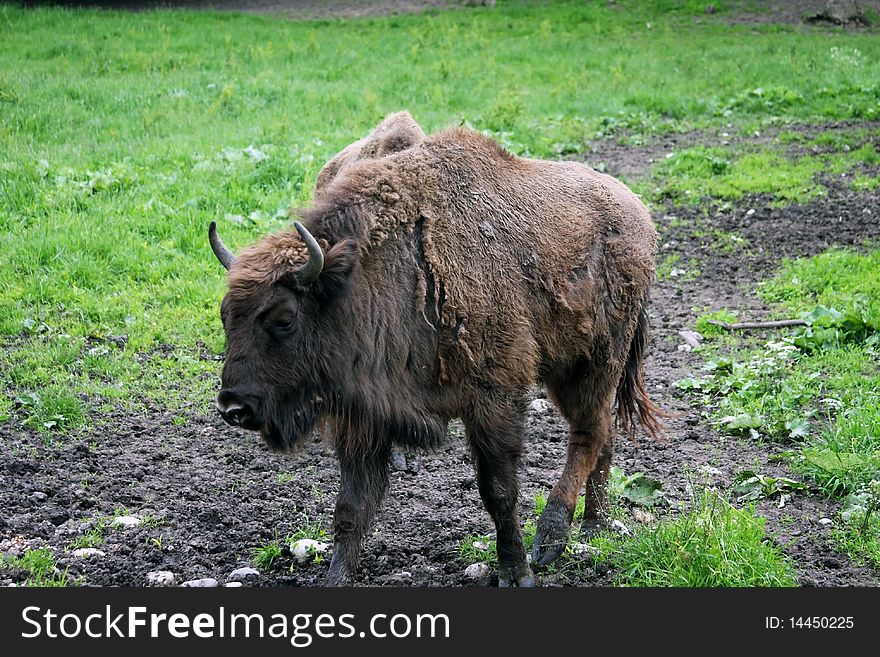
(266, 314, 296, 337)
(262, 301, 298, 336)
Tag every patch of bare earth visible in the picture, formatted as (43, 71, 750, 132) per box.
(719, 0, 879, 27)
(583, 120, 880, 184)
(23, 0, 481, 20)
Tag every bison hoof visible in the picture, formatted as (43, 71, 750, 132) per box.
(531, 501, 572, 567)
(497, 564, 536, 588)
(324, 574, 353, 587)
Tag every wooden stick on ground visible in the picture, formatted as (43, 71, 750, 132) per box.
(706, 318, 808, 331)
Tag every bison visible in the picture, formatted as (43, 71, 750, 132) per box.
(209, 112, 663, 586)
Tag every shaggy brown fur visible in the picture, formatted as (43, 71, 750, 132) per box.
(213, 112, 663, 586)
(315, 111, 426, 193)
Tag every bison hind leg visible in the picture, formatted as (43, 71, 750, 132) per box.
(532, 357, 619, 567)
(580, 433, 614, 538)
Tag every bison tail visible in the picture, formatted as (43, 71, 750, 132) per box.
(615, 300, 668, 440)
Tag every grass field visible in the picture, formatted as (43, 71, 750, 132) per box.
(1, 0, 879, 586)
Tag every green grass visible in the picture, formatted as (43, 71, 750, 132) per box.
(2, 548, 70, 587)
(276, 471, 296, 484)
(458, 489, 584, 566)
(69, 517, 109, 550)
(2, 1, 880, 432)
(459, 534, 498, 565)
(252, 540, 283, 569)
(682, 271, 879, 494)
(251, 515, 330, 570)
(459, 487, 798, 586)
(833, 520, 880, 571)
(650, 141, 880, 204)
(681, 247, 880, 567)
(852, 174, 880, 192)
(694, 308, 740, 336)
(762, 248, 880, 331)
(762, 249, 880, 498)
(287, 515, 330, 543)
(808, 126, 880, 150)
(833, 484, 880, 570)
(590, 490, 798, 587)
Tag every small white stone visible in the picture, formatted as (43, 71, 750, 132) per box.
(291, 539, 330, 563)
(678, 330, 703, 349)
(72, 548, 105, 558)
(746, 208, 756, 216)
(224, 582, 243, 588)
(472, 541, 488, 551)
(529, 399, 551, 414)
(228, 566, 261, 581)
(464, 563, 490, 580)
(112, 515, 141, 528)
(181, 578, 219, 588)
(146, 570, 176, 587)
(567, 543, 600, 555)
(818, 518, 833, 526)
(611, 519, 631, 535)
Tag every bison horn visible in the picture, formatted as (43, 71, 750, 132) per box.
(209, 221, 237, 271)
(294, 221, 324, 285)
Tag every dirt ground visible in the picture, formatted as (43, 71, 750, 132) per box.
(22, 0, 473, 20)
(2, 117, 878, 586)
(23, 1, 880, 25)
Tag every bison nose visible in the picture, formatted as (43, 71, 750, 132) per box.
(216, 389, 256, 428)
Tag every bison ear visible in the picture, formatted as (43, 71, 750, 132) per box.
(310, 239, 358, 301)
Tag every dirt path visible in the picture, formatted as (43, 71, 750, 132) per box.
(27, 0, 880, 26)
(29, 0, 471, 20)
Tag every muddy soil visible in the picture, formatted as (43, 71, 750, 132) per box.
(2, 127, 879, 586)
(25, 0, 880, 27)
(22, 0, 472, 20)
(720, 0, 880, 27)
(583, 120, 880, 184)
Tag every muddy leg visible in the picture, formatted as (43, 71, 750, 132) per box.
(465, 407, 534, 587)
(531, 427, 604, 566)
(581, 433, 613, 538)
(325, 446, 390, 586)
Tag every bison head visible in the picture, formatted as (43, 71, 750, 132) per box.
(209, 220, 357, 451)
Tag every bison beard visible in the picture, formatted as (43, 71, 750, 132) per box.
(259, 391, 323, 452)
(210, 112, 665, 587)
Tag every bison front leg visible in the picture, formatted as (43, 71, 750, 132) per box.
(465, 409, 534, 588)
(325, 447, 390, 587)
